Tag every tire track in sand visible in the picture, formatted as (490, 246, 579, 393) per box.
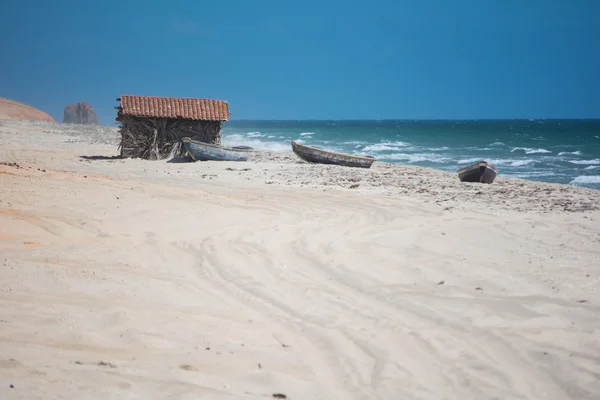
(168, 192, 600, 399)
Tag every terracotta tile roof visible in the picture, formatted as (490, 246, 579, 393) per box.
(118, 95, 229, 121)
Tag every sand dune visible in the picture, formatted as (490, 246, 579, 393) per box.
(0, 97, 54, 122)
(1, 121, 599, 399)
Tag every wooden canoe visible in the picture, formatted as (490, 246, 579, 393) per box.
(182, 137, 249, 162)
(291, 141, 375, 168)
(457, 161, 498, 184)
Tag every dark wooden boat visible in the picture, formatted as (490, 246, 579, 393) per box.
(457, 161, 498, 184)
(182, 137, 249, 161)
(291, 141, 375, 168)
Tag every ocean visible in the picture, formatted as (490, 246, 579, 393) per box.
(221, 119, 600, 190)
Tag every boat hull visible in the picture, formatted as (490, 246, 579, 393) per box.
(182, 137, 249, 162)
(291, 141, 375, 168)
(457, 161, 498, 184)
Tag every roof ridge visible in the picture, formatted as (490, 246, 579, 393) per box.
(120, 94, 228, 103)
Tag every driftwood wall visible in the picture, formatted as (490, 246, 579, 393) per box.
(118, 116, 222, 159)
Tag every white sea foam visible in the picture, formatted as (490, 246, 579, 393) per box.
(570, 175, 600, 184)
(362, 141, 409, 152)
(427, 147, 449, 151)
(246, 131, 265, 138)
(222, 134, 289, 152)
(504, 171, 558, 179)
(379, 153, 450, 163)
(510, 160, 536, 167)
(511, 147, 551, 154)
(489, 141, 505, 146)
(300, 132, 315, 136)
(568, 159, 600, 165)
(341, 141, 368, 145)
(463, 146, 492, 151)
(585, 166, 599, 170)
(558, 151, 582, 156)
(489, 159, 535, 167)
(363, 144, 402, 152)
(457, 158, 482, 164)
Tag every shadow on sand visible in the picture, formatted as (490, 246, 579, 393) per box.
(166, 156, 194, 163)
(79, 155, 195, 163)
(80, 155, 121, 161)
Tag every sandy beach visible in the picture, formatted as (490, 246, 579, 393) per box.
(1, 120, 600, 399)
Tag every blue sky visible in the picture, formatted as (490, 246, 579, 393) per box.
(0, 0, 599, 124)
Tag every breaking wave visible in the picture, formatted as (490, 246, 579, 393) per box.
(427, 146, 449, 151)
(511, 147, 551, 154)
(568, 159, 600, 165)
(378, 153, 451, 163)
(362, 141, 409, 152)
(489, 159, 535, 167)
(457, 158, 483, 164)
(341, 141, 369, 145)
(507, 171, 559, 179)
(570, 175, 600, 185)
(222, 133, 290, 152)
(510, 160, 536, 167)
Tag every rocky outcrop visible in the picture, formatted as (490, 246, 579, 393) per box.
(0, 97, 55, 122)
(63, 101, 100, 125)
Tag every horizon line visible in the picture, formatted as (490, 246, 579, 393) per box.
(223, 118, 600, 122)
(97, 117, 600, 126)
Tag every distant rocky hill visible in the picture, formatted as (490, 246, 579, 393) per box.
(63, 101, 100, 125)
(0, 97, 55, 122)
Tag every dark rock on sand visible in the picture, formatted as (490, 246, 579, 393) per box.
(63, 102, 100, 125)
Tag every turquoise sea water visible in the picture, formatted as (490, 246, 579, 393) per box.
(221, 120, 600, 190)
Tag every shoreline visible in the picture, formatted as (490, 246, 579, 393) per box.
(2, 120, 599, 214)
(4, 119, 600, 191)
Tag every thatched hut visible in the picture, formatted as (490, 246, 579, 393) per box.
(115, 94, 230, 159)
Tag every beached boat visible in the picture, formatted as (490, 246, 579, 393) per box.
(457, 161, 498, 184)
(182, 137, 249, 162)
(291, 141, 376, 168)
